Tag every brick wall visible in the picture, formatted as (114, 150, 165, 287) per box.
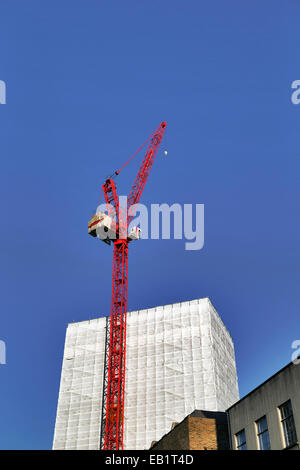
(150, 410, 230, 450)
(150, 417, 189, 450)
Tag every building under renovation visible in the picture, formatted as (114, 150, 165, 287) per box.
(53, 297, 239, 450)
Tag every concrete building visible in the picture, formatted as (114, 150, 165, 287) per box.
(53, 297, 239, 450)
(150, 410, 230, 450)
(227, 361, 300, 450)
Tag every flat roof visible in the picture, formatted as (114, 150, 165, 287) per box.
(227, 360, 298, 411)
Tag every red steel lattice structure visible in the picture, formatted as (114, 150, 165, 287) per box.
(101, 122, 166, 450)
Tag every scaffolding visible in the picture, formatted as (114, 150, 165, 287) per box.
(53, 298, 239, 450)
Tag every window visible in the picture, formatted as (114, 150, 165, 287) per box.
(256, 416, 271, 450)
(236, 429, 247, 450)
(279, 400, 298, 448)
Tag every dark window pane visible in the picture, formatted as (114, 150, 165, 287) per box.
(258, 430, 270, 450)
(257, 416, 267, 434)
(279, 400, 298, 448)
(280, 401, 292, 420)
(256, 416, 271, 450)
(236, 429, 247, 450)
(282, 416, 297, 447)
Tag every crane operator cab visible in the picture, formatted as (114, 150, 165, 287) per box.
(88, 210, 141, 245)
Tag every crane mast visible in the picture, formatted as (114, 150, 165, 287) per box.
(103, 238, 128, 450)
(89, 122, 166, 450)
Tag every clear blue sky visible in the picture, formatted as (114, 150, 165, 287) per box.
(0, 0, 299, 449)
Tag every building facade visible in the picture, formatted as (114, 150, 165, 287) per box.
(227, 361, 300, 450)
(53, 297, 239, 450)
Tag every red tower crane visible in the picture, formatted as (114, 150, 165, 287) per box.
(88, 122, 167, 450)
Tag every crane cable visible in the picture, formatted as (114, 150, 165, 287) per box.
(99, 128, 156, 207)
(115, 130, 156, 176)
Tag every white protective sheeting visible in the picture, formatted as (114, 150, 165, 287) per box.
(53, 298, 239, 450)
